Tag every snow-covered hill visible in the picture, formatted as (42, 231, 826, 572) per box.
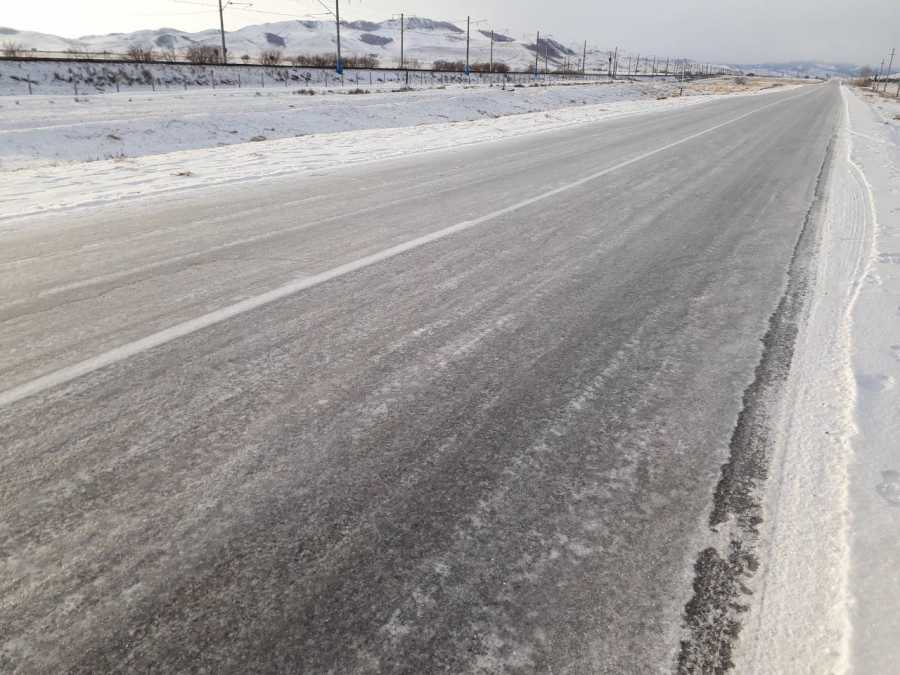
(2, 19, 621, 72)
(731, 61, 862, 78)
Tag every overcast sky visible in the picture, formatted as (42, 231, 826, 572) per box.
(3, 0, 898, 65)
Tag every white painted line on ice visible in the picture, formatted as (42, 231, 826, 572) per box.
(0, 88, 817, 408)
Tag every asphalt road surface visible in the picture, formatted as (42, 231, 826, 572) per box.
(0, 83, 841, 672)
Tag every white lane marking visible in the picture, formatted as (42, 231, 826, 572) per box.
(0, 89, 817, 408)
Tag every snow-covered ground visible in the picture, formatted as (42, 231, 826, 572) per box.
(0, 57, 604, 98)
(0, 77, 691, 169)
(733, 83, 900, 673)
(0, 79, 799, 221)
(842, 85, 900, 673)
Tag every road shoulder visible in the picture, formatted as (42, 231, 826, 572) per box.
(841, 84, 900, 673)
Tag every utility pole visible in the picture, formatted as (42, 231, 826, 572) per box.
(885, 48, 896, 93)
(334, 0, 342, 74)
(664, 57, 669, 76)
(535, 31, 540, 75)
(465, 16, 470, 75)
(544, 38, 548, 73)
(874, 59, 884, 90)
(489, 30, 494, 73)
(217, 0, 227, 64)
(582, 40, 587, 76)
(635, 54, 640, 75)
(613, 46, 619, 79)
(400, 13, 404, 69)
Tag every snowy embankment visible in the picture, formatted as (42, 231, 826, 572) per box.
(0, 79, 798, 221)
(731, 84, 900, 673)
(0, 77, 684, 170)
(842, 87, 900, 672)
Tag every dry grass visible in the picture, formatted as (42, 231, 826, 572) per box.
(678, 76, 799, 96)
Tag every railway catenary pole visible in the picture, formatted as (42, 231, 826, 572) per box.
(334, 0, 342, 74)
(217, 0, 228, 64)
(489, 30, 494, 73)
(884, 48, 896, 93)
(465, 16, 470, 75)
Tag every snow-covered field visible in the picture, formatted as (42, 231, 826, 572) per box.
(0, 78, 799, 221)
(0, 76, 688, 169)
(0, 57, 600, 98)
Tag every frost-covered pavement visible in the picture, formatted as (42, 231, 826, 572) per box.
(0, 80, 797, 220)
(0, 84, 845, 672)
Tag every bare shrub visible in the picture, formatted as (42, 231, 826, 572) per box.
(259, 49, 283, 66)
(344, 55, 379, 68)
(734, 76, 748, 85)
(185, 45, 222, 65)
(433, 59, 466, 72)
(292, 53, 333, 67)
(2, 40, 24, 57)
(290, 53, 378, 69)
(469, 61, 510, 74)
(127, 45, 156, 62)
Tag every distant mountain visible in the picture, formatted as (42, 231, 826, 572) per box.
(731, 61, 862, 78)
(0, 19, 598, 71)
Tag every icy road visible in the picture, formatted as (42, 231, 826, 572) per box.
(0, 83, 844, 672)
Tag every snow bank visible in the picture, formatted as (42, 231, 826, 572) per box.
(841, 86, 900, 673)
(732, 85, 868, 674)
(0, 78, 688, 170)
